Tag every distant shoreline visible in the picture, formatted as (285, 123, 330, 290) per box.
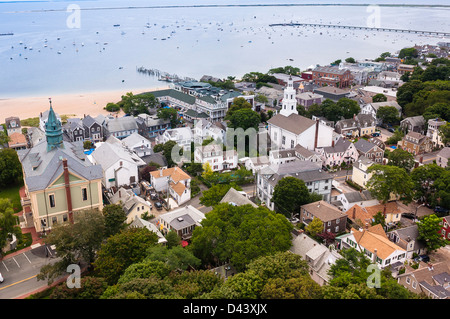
(0, 86, 169, 121)
(8, 3, 450, 13)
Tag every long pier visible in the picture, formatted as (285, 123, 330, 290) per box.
(269, 23, 450, 37)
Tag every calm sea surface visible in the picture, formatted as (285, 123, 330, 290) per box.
(0, 0, 449, 98)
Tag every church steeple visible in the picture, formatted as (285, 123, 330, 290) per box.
(280, 75, 297, 117)
(45, 98, 64, 152)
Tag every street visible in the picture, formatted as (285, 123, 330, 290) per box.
(0, 245, 58, 299)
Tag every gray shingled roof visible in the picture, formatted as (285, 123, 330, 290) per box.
(18, 140, 103, 192)
(220, 187, 258, 208)
(322, 138, 352, 154)
(354, 139, 377, 153)
(105, 116, 138, 133)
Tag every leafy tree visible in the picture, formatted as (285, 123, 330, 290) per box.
(345, 57, 356, 63)
(371, 211, 386, 227)
(434, 170, 450, 209)
(37, 210, 106, 284)
(50, 276, 107, 299)
(366, 164, 414, 205)
(162, 140, 178, 167)
(372, 94, 387, 103)
(387, 148, 415, 172)
(439, 122, 450, 146)
(411, 163, 446, 205)
(120, 92, 158, 115)
(417, 214, 449, 252)
(385, 128, 404, 145)
(153, 143, 164, 153)
(261, 276, 323, 299)
(272, 177, 311, 218)
(337, 98, 360, 119)
(305, 218, 323, 239)
(165, 231, 181, 248)
(201, 161, 213, 180)
(93, 227, 159, 285)
(102, 204, 127, 238)
(399, 47, 418, 59)
(104, 102, 120, 112)
(146, 245, 201, 271)
(376, 106, 399, 125)
(225, 97, 253, 119)
(0, 199, 18, 253)
(0, 131, 10, 146)
(331, 59, 342, 66)
(199, 183, 242, 207)
(118, 259, 173, 284)
(423, 102, 450, 122)
(0, 148, 23, 187)
(321, 99, 343, 122)
(227, 108, 261, 131)
(157, 107, 178, 128)
(306, 103, 323, 119)
(190, 203, 293, 271)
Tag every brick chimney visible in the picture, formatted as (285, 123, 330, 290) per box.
(352, 207, 356, 220)
(314, 119, 319, 149)
(62, 158, 74, 224)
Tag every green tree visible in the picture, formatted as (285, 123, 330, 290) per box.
(120, 92, 158, 115)
(366, 164, 414, 205)
(0, 148, 23, 188)
(272, 177, 311, 218)
(190, 203, 293, 271)
(0, 199, 18, 253)
(371, 211, 386, 227)
(337, 98, 360, 119)
(345, 57, 356, 63)
(227, 108, 261, 131)
(0, 131, 10, 146)
(146, 245, 201, 271)
(37, 210, 106, 284)
(225, 97, 253, 118)
(387, 148, 415, 172)
(261, 276, 323, 299)
(49, 276, 108, 299)
(411, 163, 446, 205)
(165, 231, 181, 248)
(434, 170, 450, 209)
(372, 94, 387, 103)
(399, 47, 418, 59)
(104, 102, 120, 112)
(376, 106, 399, 125)
(93, 227, 159, 285)
(417, 214, 449, 252)
(305, 218, 323, 239)
(102, 204, 127, 238)
(199, 183, 242, 207)
(321, 99, 343, 122)
(439, 122, 450, 146)
(162, 140, 178, 167)
(157, 107, 179, 128)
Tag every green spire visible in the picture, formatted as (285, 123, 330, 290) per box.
(45, 98, 64, 152)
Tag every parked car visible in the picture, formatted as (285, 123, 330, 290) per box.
(0, 272, 3, 283)
(402, 213, 416, 220)
(371, 132, 381, 137)
(414, 255, 430, 263)
(387, 127, 395, 133)
(154, 201, 163, 210)
(434, 206, 449, 214)
(150, 192, 158, 200)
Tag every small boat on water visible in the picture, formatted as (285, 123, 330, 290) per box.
(113, 24, 120, 27)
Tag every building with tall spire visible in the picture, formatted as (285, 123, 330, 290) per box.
(279, 76, 298, 117)
(17, 101, 103, 233)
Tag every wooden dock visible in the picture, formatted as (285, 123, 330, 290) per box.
(268, 23, 450, 37)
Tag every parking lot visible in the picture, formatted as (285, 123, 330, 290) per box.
(0, 245, 57, 299)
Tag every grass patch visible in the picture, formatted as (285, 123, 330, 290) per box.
(0, 182, 23, 213)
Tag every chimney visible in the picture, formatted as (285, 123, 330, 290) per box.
(373, 248, 377, 263)
(332, 140, 335, 147)
(352, 207, 356, 220)
(314, 119, 319, 149)
(119, 190, 121, 198)
(159, 168, 163, 177)
(365, 222, 369, 229)
(62, 158, 74, 224)
(383, 205, 387, 218)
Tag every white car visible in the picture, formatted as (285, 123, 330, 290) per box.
(0, 272, 3, 283)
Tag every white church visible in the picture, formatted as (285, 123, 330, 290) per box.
(267, 76, 334, 151)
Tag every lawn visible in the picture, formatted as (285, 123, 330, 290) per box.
(0, 182, 23, 213)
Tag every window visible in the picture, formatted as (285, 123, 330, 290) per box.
(335, 226, 339, 232)
(282, 136, 286, 145)
(52, 216, 57, 225)
(63, 214, 68, 222)
(82, 188, 88, 201)
(49, 194, 56, 208)
(412, 281, 417, 289)
(327, 221, 331, 226)
(406, 277, 411, 285)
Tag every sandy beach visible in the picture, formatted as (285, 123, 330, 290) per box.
(0, 86, 170, 121)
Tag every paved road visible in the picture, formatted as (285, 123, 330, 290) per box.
(415, 150, 440, 164)
(0, 245, 58, 299)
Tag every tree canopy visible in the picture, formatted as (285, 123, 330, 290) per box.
(190, 203, 293, 271)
